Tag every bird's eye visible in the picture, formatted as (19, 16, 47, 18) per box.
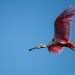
(40, 44, 42, 46)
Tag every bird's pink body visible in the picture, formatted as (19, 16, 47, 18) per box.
(29, 6, 75, 54)
(48, 6, 75, 54)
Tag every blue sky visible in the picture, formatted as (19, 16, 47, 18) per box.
(0, 0, 75, 75)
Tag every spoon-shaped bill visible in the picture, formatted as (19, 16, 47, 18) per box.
(29, 47, 38, 51)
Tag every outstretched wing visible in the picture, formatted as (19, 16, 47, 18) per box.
(48, 45, 64, 54)
(54, 6, 75, 43)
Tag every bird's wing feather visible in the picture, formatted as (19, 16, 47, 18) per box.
(54, 6, 75, 43)
(48, 45, 64, 54)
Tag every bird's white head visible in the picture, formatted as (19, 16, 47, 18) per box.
(37, 44, 47, 48)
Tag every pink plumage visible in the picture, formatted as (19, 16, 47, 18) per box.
(48, 45, 63, 54)
(29, 6, 75, 54)
(48, 6, 75, 54)
(54, 5, 75, 42)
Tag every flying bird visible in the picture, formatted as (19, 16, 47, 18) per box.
(29, 5, 75, 54)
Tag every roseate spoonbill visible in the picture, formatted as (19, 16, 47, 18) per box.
(29, 5, 75, 54)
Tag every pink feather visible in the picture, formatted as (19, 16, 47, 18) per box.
(48, 45, 63, 54)
(48, 6, 75, 54)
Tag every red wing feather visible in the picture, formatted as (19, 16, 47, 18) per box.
(54, 6, 75, 43)
(48, 45, 64, 54)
